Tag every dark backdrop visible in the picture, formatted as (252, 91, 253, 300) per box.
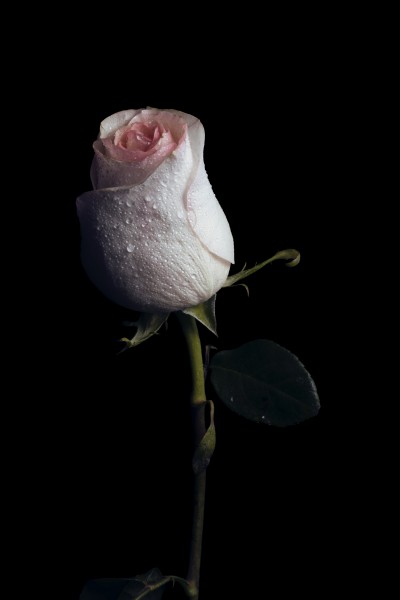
(30, 15, 351, 600)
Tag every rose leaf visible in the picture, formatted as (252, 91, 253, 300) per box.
(209, 339, 320, 427)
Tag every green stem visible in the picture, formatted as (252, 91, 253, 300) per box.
(177, 312, 207, 406)
(177, 312, 208, 600)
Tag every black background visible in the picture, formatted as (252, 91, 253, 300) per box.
(27, 12, 355, 600)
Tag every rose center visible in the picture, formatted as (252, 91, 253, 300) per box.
(118, 123, 161, 152)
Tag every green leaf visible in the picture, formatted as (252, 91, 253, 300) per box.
(182, 294, 217, 335)
(117, 568, 168, 600)
(120, 313, 169, 352)
(209, 340, 320, 427)
(192, 401, 216, 475)
(223, 249, 300, 288)
(80, 569, 191, 600)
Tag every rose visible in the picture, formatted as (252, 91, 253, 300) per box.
(77, 108, 234, 313)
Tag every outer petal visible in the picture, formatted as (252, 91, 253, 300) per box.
(184, 120, 235, 264)
(91, 139, 171, 188)
(77, 138, 231, 313)
(150, 110, 234, 264)
(147, 107, 199, 128)
(99, 109, 141, 138)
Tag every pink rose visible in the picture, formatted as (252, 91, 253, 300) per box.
(77, 108, 234, 313)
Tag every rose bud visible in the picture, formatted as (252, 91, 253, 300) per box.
(77, 108, 234, 313)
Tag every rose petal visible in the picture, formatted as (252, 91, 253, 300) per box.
(91, 134, 178, 188)
(129, 109, 187, 145)
(149, 107, 199, 128)
(101, 128, 177, 163)
(99, 109, 141, 138)
(184, 119, 235, 264)
(114, 121, 163, 149)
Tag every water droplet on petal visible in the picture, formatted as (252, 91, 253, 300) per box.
(145, 195, 151, 202)
(126, 244, 135, 252)
(126, 199, 132, 207)
(125, 218, 132, 224)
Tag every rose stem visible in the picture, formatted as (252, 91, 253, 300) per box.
(176, 312, 208, 600)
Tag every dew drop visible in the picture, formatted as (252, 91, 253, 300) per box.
(152, 203, 157, 209)
(126, 244, 135, 253)
(177, 210, 184, 220)
(125, 218, 132, 225)
(230, 397, 234, 402)
(126, 199, 132, 207)
(141, 223, 146, 228)
(144, 195, 151, 202)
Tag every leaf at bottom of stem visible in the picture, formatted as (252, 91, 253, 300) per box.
(80, 569, 191, 600)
